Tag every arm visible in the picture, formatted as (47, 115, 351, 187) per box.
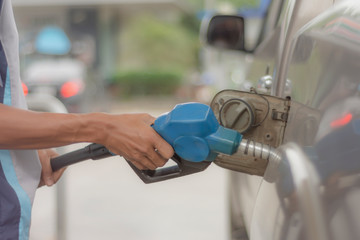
(0, 103, 174, 170)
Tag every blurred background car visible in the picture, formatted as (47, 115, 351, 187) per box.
(22, 26, 86, 113)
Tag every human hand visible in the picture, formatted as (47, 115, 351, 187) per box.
(38, 149, 66, 187)
(100, 113, 174, 170)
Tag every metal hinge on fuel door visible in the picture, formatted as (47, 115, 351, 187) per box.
(210, 88, 291, 176)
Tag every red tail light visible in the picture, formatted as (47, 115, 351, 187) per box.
(330, 113, 353, 128)
(22, 82, 28, 96)
(60, 81, 83, 98)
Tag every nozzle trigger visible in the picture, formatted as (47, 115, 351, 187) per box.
(127, 154, 212, 184)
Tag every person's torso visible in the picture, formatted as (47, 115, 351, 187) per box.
(0, 1, 41, 239)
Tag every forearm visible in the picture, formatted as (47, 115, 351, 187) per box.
(0, 103, 104, 149)
(0, 103, 174, 170)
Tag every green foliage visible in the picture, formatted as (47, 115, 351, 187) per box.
(180, 13, 202, 35)
(111, 69, 182, 97)
(119, 15, 199, 72)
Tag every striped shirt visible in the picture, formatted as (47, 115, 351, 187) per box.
(0, 0, 41, 239)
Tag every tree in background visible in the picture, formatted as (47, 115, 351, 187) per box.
(119, 15, 199, 72)
(112, 14, 200, 97)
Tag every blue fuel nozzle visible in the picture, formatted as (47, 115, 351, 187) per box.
(153, 102, 243, 162)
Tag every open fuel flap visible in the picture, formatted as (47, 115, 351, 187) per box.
(210, 89, 291, 176)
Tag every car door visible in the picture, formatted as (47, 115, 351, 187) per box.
(226, 0, 337, 239)
(249, 1, 360, 240)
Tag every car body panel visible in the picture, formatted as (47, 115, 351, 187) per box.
(205, 0, 360, 239)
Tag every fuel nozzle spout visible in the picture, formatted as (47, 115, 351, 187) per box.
(236, 138, 280, 164)
(221, 138, 281, 182)
(212, 137, 281, 180)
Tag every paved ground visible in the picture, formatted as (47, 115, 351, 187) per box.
(29, 97, 229, 240)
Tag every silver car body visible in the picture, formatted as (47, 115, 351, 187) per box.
(206, 0, 360, 239)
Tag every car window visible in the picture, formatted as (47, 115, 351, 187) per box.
(258, 0, 285, 42)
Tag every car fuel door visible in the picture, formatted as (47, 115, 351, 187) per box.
(210, 89, 321, 177)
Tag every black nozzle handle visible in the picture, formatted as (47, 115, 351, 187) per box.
(127, 154, 212, 184)
(51, 144, 211, 184)
(51, 143, 112, 171)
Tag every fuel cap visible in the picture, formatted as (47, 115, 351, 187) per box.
(219, 98, 256, 133)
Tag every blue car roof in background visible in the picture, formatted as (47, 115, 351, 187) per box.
(35, 26, 71, 55)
